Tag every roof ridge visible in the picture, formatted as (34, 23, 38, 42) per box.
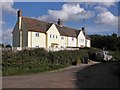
(22, 16, 52, 24)
(22, 16, 80, 31)
(55, 24, 80, 31)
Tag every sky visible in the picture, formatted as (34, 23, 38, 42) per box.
(0, 0, 119, 45)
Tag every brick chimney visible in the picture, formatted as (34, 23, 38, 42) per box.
(17, 10, 22, 48)
(18, 9, 22, 30)
(57, 19, 62, 26)
(81, 27, 85, 31)
(81, 27, 87, 47)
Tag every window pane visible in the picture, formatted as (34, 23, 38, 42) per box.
(61, 36, 64, 39)
(36, 33, 39, 37)
(72, 37, 74, 41)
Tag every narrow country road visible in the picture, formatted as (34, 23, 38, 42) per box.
(2, 61, 120, 89)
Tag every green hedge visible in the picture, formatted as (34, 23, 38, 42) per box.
(111, 51, 120, 61)
(2, 48, 98, 76)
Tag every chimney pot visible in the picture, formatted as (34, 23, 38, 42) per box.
(18, 10, 22, 17)
(81, 27, 85, 30)
(57, 19, 62, 26)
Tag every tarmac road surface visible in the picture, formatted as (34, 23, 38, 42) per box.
(2, 61, 120, 89)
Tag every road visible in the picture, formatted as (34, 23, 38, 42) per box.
(2, 61, 120, 89)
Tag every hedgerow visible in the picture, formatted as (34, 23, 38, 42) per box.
(2, 48, 98, 76)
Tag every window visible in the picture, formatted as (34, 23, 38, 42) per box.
(53, 35, 54, 38)
(36, 46, 39, 48)
(56, 35, 57, 39)
(61, 46, 64, 48)
(36, 32, 39, 37)
(61, 36, 64, 40)
(72, 37, 74, 41)
(50, 34, 51, 38)
(80, 39, 84, 42)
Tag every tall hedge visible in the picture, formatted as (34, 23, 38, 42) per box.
(2, 48, 97, 76)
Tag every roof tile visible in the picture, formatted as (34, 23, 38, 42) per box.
(21, 16, 90, 39)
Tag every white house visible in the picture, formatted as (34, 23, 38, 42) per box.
(13, 10, 91, 49)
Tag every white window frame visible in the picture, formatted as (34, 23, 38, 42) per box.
(35, 32, 39, 37)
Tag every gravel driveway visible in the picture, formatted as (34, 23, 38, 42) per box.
(2, 61, 120, 89)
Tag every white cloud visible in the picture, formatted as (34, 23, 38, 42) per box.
(95, 7, 118, 27)
(85, 1, 116, 8)
(36, 4, 94, 23)
(99, 2, 115, 7)
(0, 19, 5, 25)
(1, 0, 17, 14)
(1, 28, 12, 44)
(95, 6, 108, 12)
(87, 25, 118, 35)
(0, 0, 16, 44)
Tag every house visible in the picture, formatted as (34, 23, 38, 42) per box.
(13, 10, 91, 49)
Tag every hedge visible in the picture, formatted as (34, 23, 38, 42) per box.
(2, 48, 99, 76)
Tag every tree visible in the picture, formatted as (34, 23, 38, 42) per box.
(0, 44, 5, 48)
(89, 33, 119, 51)
(5, 44, 12, 48)
(112, 33, 117, 37)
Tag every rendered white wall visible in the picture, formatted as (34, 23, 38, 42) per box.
(67, 37, 77, 47)
(87, 39, 91, 47)
(47, 24, 61, 48)
(28, 31, 46, 48)
(78, 31, 86, 47)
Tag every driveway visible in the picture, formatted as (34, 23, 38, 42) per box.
(2, 61, 120, 88)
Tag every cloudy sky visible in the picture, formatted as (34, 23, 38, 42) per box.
(1, 0, 119, 45)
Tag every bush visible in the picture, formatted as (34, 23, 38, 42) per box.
(111, 51, 120, 61)
(87, 48, 100, 61)
(2, 48, 94, 76)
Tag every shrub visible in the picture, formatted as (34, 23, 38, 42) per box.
(111, 51, 120, 61)
(2, 48, 95, 76)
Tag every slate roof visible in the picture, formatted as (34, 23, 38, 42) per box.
(21, 16, 90, 39)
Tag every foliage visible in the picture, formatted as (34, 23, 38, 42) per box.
(2, 48, 90, 76)
(0, 44, 12, 48)
(89, 33, 119, 51)
(0, 44, 5, 48)
(111, 51, 120, 61)
(87, 47, 100, 60)
(5, 44, 12, 48)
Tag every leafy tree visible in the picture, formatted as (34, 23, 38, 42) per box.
(112, 33, 117, 37)
(89, 33, 119, 51)
(5, 44, 12, 48)
(0, 44, 5, 48)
